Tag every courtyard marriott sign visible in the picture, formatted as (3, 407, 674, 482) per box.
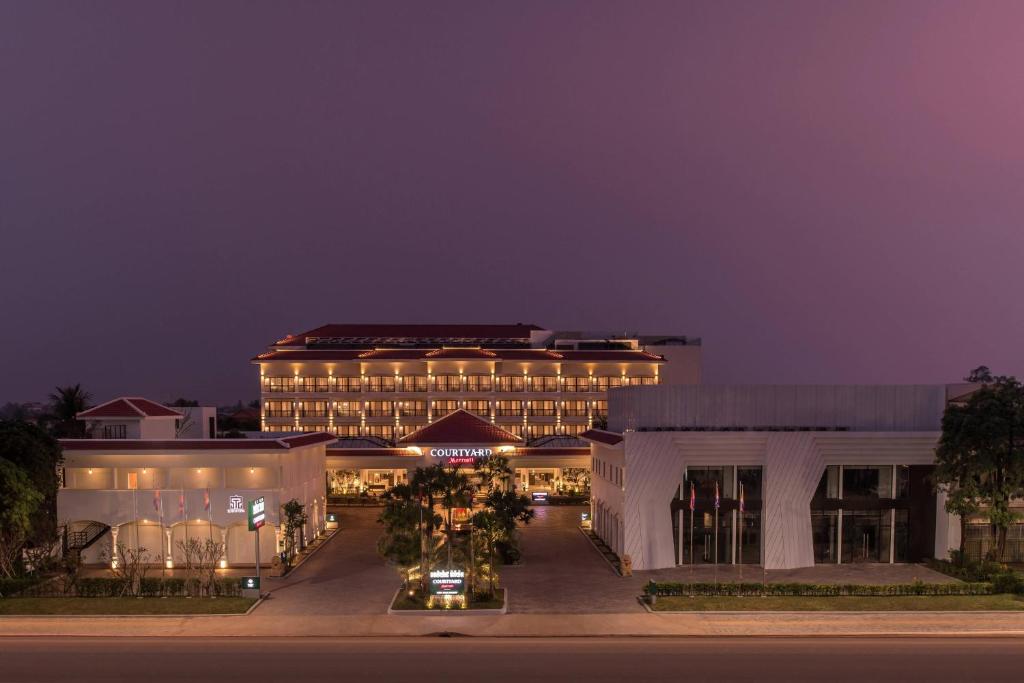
(428, 569, 466, 596)
(429, 447, 494, 465)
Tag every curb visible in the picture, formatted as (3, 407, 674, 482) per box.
(578, 527, 621, 576)
(0, 595, 263, 619)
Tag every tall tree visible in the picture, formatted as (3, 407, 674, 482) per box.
(0, 459, 44, 578)
(474, 453, 513, 492)
(0, 421, 63, 547)
(935, 373, 1024, 561)
(47, 384, 91, 438)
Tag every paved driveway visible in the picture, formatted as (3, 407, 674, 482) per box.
(257, 507, 396, 615)
(502, 505, 645, 613)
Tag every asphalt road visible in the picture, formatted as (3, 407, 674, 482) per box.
(1, 637, 1022, 682)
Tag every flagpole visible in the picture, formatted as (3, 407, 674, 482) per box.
(738, 483, 744, 584)
(159, 494, 165, 578)
(713, 481, 719, 587)
(688, 483, 694, 590)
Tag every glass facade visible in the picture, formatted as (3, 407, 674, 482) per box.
(811, 465, 914, 564)
(677, 466, 762, 565)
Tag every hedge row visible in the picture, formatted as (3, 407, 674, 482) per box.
(16, 576, 245, 598)
(645, 581, 994, 597)
(547, 495, 590, 506)
(0, 577, 42, 598)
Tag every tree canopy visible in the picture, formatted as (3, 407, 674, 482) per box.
(935, 372, 1024, 561)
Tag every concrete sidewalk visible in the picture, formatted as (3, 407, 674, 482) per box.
(2, 611, 1024, 638)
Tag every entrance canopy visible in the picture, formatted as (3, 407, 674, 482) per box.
(397, 409, 521, 446)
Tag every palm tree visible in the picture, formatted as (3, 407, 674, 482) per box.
(47, 384, 91, 438)
(436, 466, 475, 568)
(474, 454, 513, 493)
(409, 465, 447, 592)
(470, 510, 505, 597)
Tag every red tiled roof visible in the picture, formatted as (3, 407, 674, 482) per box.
(253, 348, 664, 363)
(580, 429, 624, 446)
(398, 410, 522, 445)
(252, 350, 367, 362)
(496, 349, 565, 360)
(516, 447, 591, 456)
(78, 398, 183, 419)
(424, 348, 498, 359)
(325, 447, 412, 456)
(558, 350, 664, 362)
(274, 324, 544, 346)
(60, 433, 336, 451)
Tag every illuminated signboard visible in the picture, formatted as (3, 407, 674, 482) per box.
(241, 576, 260, 590)
(531, 491, 549, 502)
(247, 496, 266, 531)
(326, 513, 337, 523)
(227, 495, 245, 514)
(429, 447, 494, 466)
(429, 569, 466, 596)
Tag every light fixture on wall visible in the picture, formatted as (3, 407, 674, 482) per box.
(87, 469, 93, 475)
(250, 468, 255, 474)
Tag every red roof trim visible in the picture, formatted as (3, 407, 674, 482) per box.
(60, 433, 336, 451)
(273, 324, 544, 346)
(77, 398, 183, 419)
(253, 349, 664, 363)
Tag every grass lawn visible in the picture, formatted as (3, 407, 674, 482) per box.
(650, 594, 1024, 611)
(391, 589, 506, 611)
(0, 597, 256, 616)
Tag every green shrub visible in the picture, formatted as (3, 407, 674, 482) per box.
(139, 577, 163, 596)
(162, 577, 186, 596)
(990, 572, 1024, 595)
(77, 577, 126, 597)
(646, 581, 993, 597)
(0, 576, 43, 598)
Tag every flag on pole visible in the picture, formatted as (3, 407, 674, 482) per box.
(689, 482, 696, 511)
(714, 481, 720, 510)
(179, 491, 185, 517)
(739, 483, 745, 514)
(153, 489, 161, 513)
(203, 489, 211, 511)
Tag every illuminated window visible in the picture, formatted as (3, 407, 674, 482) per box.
(531, 376, 558, 392)
(434, 375, 461, 392)
(367, 376, 396, 392)
(465, 400, 490, 416)
(627, 376, 657, 386)
(298, 400, 328, 417)
(527, 423, 556, 439)
(299, 376, 329, 393)
(403, 375, 428, 392)
(334, 401, 361, 417)
(595, 376, 622, 392)
(301, 424, 327, 432)
(127, 472, 138, 490)
(496, 400, 523, 417)
(264, 400, 293, 418)
(528, 400, 556, 417)
(593, 400, 608, 418)
(365, 401, 394, 417)
(432, 400, 458, 416)
(562, 376, 591, 392)
(264, 424, 294, 433)
(335, 376, 362, 392)
(562, 400, 588, 417)
(497, 375, 525, 392)
(400, 400, 428, 417)
(333, 424, 360, 437)
(265, 377, 295, 393)
(466, 375, 493, 392)
(366, 424, 395, 440)
(562, 423, 588, 436)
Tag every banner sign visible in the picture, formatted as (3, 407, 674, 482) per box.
(227, 495, 245, 514)
(248, 496, 266, 531)
(428, 569, 466, 596)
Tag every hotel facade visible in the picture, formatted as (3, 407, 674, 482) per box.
(253, 323, 701, 441)
(586, 384, 987, 571)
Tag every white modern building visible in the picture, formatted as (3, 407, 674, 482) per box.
(58, 397, 332, 567)
(586, 384, 977, 571)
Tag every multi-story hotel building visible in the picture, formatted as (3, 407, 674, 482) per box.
(252, 323, 701, 443)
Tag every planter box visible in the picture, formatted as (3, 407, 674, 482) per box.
(387, 588, 507, 615)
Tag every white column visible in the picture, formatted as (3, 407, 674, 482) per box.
(110, 526, 119, 568)
(220, 527, 228, 568)
(165, 528, 173, 568)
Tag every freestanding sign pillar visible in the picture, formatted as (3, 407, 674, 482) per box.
(247, 496, 266, 593)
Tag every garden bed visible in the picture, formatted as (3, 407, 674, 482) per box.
(389, 588, 506, 613)
(648, 594, 1024, 612)
(0, 597, 256, 615)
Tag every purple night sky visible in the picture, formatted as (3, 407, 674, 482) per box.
(2, 1, 1022, 406)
